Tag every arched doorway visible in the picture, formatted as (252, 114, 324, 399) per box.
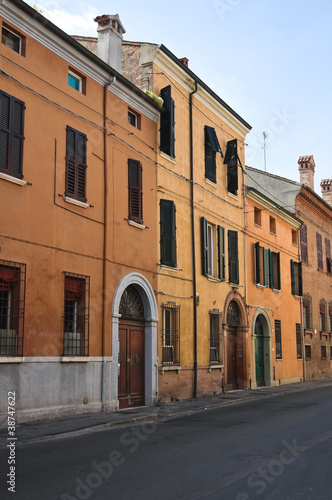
(118, 286, 145, 408)
(223, 292, 248, 391)
(111, 273, 158, 410)
(252, 310, 272, 388)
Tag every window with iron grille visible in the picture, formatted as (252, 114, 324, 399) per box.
(300, 224, 308, 263)
(305, 344, 311, 359)
(321, 345, 327, 359)
(320, 300, 327, 333)
(160, 86, 175, 158)
(128, 159, 143, 224)
(0, 90, 25, 179)
(65, 126, 87, 202)
(63, 273, 89, 356)
(209, 310, 222, 364)
(303, 294, 312, 331)
(204, 126, 222, 184)
(290, 260, 303, 296)
(161, 302, 180, 366)
(275, 319, 282, 359)
(296, 323, 302, 359)
(317, 232, 323, 271)
(0, 260, 26, 356)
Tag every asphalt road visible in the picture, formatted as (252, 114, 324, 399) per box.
(1, 385, 332, 500)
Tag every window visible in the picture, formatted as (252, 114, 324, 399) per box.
(0, 90, 25, 179)
(296, 323, 302, 359)
(0, 260, 26, 356)
(209, 310, 222, 364)
(320, 300, 327, 333)
(303, 295, 312, 331)
(228, 230, 239, 284)
(201, 218, 225, 280)
(329, 303, 332, 333)
(254, 207, 261, 226)
(326, 238, 332, 274)
(321, 345, 327, 359)
(292, 229, 297, 245)
(305, 345, 311, 359)
(300, 224, 308, 263)
(2, 25, 25, 55)
(290, 260, 303, 296)
(224, 139, 240, 196)
(160, 200, 176, 267)
(161, 302, 180, 365)
(128, 159, 143, 224)
(63, 273, 89, 356)
(65, 126, 87, 202)
(270, 217, 276, 235)
(330, 346, 332, 359)
(317, 232, 323, 271)
(68, 70, 82, 92)
(275, 319, 282, 359)
(160, 85, 175, 158)
(204, 125, 222, 183)
(254, 243, 280, 290)
(128, 108, 141, 129)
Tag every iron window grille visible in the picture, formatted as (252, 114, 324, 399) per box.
(161, 302, 180, 366)
(305, 345, 311, 359)
(275, 319, 282, 360)
(303, 295, 312, 331)
(321, 345, 327, 360)
(296, 323, 302, 359)
(0, 260, 26, 356)
(0, 90, 25, 179)
(209, 310, 223, 364)
(320, 300, 327, 333)
(63, 272, 90, 356)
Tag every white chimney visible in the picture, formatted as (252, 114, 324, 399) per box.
(298, 155, 315, 191)
(320, 179, 332, 207)
(94, 14, 126, 73)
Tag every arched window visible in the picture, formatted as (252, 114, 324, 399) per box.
(227, 300, 241, 326)
(119, 286, 144, 319)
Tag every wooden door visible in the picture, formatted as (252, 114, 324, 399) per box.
(227, 327, 238, 390)
(118, 320, 145, 409)
(255, 333, 265, 386)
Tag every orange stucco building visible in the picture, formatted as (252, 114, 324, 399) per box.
(0, 1, 160, 421)
(245, 187, 304, 387)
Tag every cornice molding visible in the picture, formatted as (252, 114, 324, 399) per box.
(247, 189, 302, 229)
(298, 190, 332, 223)
(0, 0, 159, 122)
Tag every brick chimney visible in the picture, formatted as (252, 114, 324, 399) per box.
(298, 155, 315, 190)
(94, 14, 126, 73)
(320, 179, 332, 207)
(179, 57, 189, 67)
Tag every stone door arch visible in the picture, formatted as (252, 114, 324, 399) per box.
(251, 309, 272, 388)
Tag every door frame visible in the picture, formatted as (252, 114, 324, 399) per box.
(251, 309, 273, 389)
(111, 273, 158, 410)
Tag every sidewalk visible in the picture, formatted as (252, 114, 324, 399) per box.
(2, 379, 332, 445)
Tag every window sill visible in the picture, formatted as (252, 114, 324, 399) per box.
(255, 283, 266, 289)
(128, 219, 146, 230)
(61, 356, 89, 362)
(294, 295, 302, 300)
(254, 224, 262, 229)
(0, 172, 26, 186)
(276, 358, 283, 361)
(160, 265, 181, 272)
(64, 196, 89, 209)
(208, 364, 223, 372)
(160, 151, 176, 164)
(207, 276, 221, 283)
(159, 365, 181, 374)
(0, 356, 24, 363)
(270, 232, 277, 236)
(227, 191, 238, 200)
(205, 178, 217, 189)
(272, 288, 281, 293)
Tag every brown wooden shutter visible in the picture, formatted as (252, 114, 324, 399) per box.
(300, 224, 308, 263)
(128, 159, 143, 224)
(65, 126, 87, 202)
(317, 232, 323, 270)
(0, 91, 25, 178)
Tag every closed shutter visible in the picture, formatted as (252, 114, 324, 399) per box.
(317, 232, 323, 270)
(276, 252, 281, 290)
(201, 217, 208, 276)
(268, 249, 274, 289)
(204, 127, 215, 183)
(275, 320, 282, 359)
(228, 230, 239, 284)
(66, 126, 87, 202)
(160, 86, 175, 158)
(218, 225, 225, 280)
(160, 200, 176, 267)
(296, 323, 302, 359)
(298, 262, 303, 296)
(128, 159, 143, 223)
(263, 248, 269, 286)
(254, 242, 261, 284)
(290, 260, 296, 295)
(300, 224, 308, 263)
(0, 91, 25, 178)
(224, 139, 238, 195)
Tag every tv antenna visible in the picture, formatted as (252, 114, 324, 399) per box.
(262, 132, 267, 171)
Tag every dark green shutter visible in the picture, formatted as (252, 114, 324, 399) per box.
(298, 262, 303, 296)
(201, 217, 208, 276)
(218, 225, 225, 280)
(254, 242, 261, 284)
(224, 139, 238, 195)
(128, 159, 143, 223)
(269, 249, 274, 289)
(160, 200, 176, 267)
(277, 252, 281, 290)
(204, 126, 216, 183)
(160, 86, 175, 158)
(291, 260, 296, 295)
(263, 248, 269, 286)
(228, 230, 239, 284)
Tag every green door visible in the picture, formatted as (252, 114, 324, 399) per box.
(255, 333, 264, 383)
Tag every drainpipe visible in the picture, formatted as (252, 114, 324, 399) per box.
(101, 79, 114, 411)
(190, 81, 198, 398)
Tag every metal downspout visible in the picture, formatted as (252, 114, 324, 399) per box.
(190, 81, 198, 398)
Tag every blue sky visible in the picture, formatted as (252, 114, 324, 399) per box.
(29, 0, 332, 193)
